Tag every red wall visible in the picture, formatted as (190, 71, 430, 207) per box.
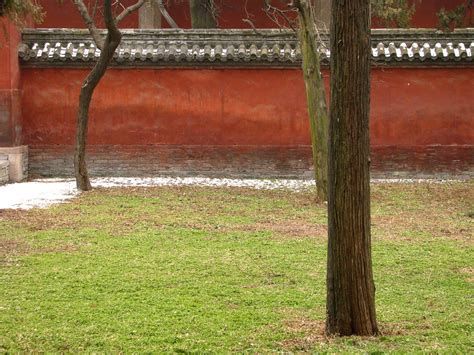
(0, 18, 23, 147)
(409, 0, 472, 28)
(21, 68, 308, 146)
(161, 0, 293, 29)
(371, 68, 473, 146)
(35, 0, 471, 29)
(35, 0, 280, 29)
(36, 0, 139, 28)
(20, 67, 474, 147)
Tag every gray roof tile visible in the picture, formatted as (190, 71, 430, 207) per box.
(18, 28, 474, 67)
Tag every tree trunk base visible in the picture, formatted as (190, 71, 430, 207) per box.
(75, 174, 92, 191)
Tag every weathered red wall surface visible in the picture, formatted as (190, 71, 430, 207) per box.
(35, 0, 278, 29)
(409, 0, 472, 28)
(22, 68, 309, 146)
(36, 0, 469, 29)
(21, 67, 474, 146)
(0, 18, 23, 147)
(370, 67, 473, 146)
(160, 0, 293, 29)
(36, 0, 139, 28)
(20, 67, 474, 177)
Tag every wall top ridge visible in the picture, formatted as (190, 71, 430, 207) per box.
(19, 28, 474, 68)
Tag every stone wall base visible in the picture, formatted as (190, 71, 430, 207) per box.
(27, 144, 474, 179)
(0, 158, 9, 185)
(0, 146, 28, 182)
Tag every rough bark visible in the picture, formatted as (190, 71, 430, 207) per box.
(296, 0, 329, 201)
(74, 0, 144, 191)
(190, 0, 217, 28)
(326, 0, 378, 336)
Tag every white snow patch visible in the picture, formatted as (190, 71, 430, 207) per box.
(0, 176, 464, 210)
(0, 180, 78, 210)
(371, 178, 460, 184)
(91, 177, 316, 190)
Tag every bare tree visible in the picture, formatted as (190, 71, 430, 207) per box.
(291, 0, 329, 201)
(73, 0, 144, 190)
(253, 1, 328, 200)
(326, 0, 378, 336)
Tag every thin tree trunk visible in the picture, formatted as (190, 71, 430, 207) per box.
(326, 0, 378, 336)
(74, 0, 122, 191)
(190, 0, 216, 28)
(297, 0, 329, 201)
(155, 0, 178, 28)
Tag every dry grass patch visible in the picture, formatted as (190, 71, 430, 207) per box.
(280, 317, 327, 351)
(0, 238, 31, 257)
(372, 213, 473, 243)
(459, 267, 474, 283)
(0, 237, 80, 267)
(0, 209, 81, 232)
(372, 182, 473, 243)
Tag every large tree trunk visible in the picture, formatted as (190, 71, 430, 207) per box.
(190, 0, 216, 28)
(326, 0, 378, 336)
(297, 0, 329, 201)
(74, 0, 122, 191)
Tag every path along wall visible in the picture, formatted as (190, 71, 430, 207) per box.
(14, 29, 474, 178)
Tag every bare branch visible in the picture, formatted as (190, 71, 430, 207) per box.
(263, 0, 298, 31)
(242, 0, 257, 29)
(242, 18, 264, 35)
(290, 0, 328, 49)
(288, 0, 300, 10)
(73, 0, 104, 50)
(116, 0, 146, 24)
(103, 0, 121, 43)
(155, 0, 179, 28)
(91, 0, 99, 19)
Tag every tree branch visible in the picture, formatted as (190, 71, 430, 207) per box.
(242, 18, 264, 34)
(155, 0, 179, 28)
(73, 0, 104, 50)
(91, 0, 99, 19)
(103, 0, 121, 44)
(116, 0, 145, 24)
(263, 0, 298, 31)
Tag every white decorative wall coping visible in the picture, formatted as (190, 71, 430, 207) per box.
(19, 28, 474, 68)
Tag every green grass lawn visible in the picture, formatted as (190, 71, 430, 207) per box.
(1, 182, 473, 352)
